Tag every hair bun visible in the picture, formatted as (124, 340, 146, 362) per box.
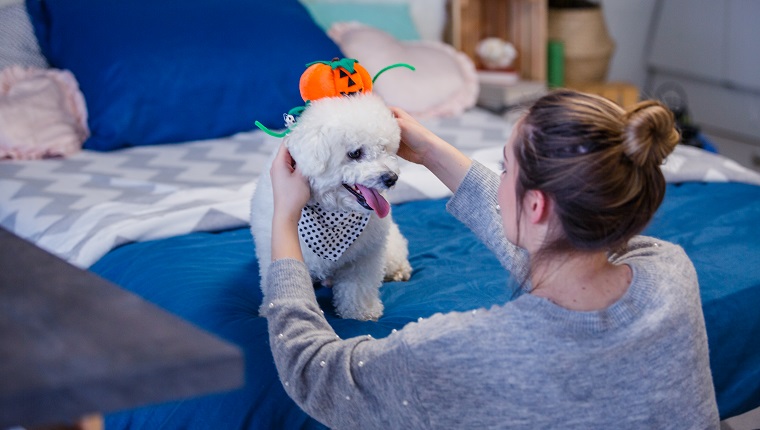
(622, 100, 680, 167)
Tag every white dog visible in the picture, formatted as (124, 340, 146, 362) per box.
(250, 93, 412, 321)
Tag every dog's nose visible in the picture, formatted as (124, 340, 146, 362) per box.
(381, 172, 398, 187)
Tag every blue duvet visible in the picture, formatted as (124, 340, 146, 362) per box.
(92, 182, 760, 427)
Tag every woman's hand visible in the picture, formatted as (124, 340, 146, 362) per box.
(391, 107, 472, 193)
(271, 141, 310, 220)
(391, 107, 436, 166)
(270, 141, 310, 262)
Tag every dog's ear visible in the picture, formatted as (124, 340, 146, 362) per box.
(287, 126, 331, 176)
(310, 130, 332, 174)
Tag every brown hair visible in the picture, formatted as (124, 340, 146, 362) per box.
(513, 89, 680, 253)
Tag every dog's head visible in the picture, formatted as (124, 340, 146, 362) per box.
(285, 93, 401, 218)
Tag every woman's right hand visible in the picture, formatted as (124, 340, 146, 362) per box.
(269, 141, 310, 262)
(270, 141, 310, 222)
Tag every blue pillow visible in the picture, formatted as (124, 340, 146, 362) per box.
(302, 2, 420, 41)
(26, 0, 343, 151)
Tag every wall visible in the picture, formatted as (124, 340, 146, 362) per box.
(600, 0, 656, 93)
(598, 0, 760, 171)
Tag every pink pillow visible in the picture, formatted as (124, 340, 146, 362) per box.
(328, 22, 478, 118)
(0, 65, 89, 160)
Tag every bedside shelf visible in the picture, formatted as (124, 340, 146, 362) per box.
(448, 0, 547, 82)
(566, 81, 640, 109)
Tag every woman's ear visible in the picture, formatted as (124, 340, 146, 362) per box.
(525, 189, 549, 224)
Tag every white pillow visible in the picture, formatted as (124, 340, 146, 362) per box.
(406, 0, 447, 41)
(328, 22, 478, 118)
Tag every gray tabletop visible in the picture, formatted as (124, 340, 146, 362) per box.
(0, 227, 244, 428)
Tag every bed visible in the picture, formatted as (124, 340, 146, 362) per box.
(2, 0, 760, 427)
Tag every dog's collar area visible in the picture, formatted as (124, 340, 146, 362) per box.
(298, 203, 370, 261)
(342, 183, 373, 211)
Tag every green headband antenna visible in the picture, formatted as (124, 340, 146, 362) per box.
(372, 63, 415, 83)
(254, 105, 308, 138)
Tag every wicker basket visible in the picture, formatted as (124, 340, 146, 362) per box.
(548, 7, 615, 84)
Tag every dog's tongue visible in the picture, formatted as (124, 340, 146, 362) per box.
(356, 184, 390, 218)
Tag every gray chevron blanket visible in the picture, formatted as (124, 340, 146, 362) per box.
(1, 108, 759, 267)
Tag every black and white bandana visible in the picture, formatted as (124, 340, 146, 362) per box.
(298, 202, 371, 261)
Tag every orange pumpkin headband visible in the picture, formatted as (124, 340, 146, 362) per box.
(255, 57, 414, 138)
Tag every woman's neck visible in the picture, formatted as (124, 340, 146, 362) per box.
(529, 251, 632, 311)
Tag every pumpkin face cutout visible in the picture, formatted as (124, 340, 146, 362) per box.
(299, 58, 373, 102)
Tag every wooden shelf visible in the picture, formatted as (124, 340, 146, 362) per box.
(448, 0, 547, 82)
(566, 81, 640, 109)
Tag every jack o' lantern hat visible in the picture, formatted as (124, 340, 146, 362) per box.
(300, 57, 374, 101)
(300, 57, 413, 102)
(254, 57, 413, 137)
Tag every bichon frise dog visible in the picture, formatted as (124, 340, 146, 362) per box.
(250, 93, 412, 321)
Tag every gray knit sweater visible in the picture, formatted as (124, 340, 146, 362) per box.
(263, 162, 720, 429)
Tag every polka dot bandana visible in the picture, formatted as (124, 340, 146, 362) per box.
(298, 203, 371, 261)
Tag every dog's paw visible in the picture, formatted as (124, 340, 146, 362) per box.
(384, 259, 412, 282)
(343, 308, 384, 321)
(336, 298, 384, 321)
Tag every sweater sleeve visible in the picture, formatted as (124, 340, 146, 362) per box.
(446, 161, 530, 283)
(262, 259, 429, 429)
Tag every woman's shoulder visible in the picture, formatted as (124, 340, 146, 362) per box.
(611, 235, 692, 267)
(615, 236, 700, 303)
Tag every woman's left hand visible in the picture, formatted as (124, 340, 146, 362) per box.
(270, 141, 310, 262)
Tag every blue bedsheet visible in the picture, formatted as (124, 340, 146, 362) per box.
(92, 182, 760, 427)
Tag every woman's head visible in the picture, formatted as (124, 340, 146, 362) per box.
(504, 89, 680, 254)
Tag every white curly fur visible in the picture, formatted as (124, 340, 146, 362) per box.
(250, 93, 412, 321)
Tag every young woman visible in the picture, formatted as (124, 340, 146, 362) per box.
(263, 90, 720, 429)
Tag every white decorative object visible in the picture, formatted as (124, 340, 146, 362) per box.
(476, 37, 517, 70)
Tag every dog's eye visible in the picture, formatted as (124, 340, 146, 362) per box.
(347, 148, 363, 160)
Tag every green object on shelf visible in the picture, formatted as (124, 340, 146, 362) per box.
(547, 39, 565, 88)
